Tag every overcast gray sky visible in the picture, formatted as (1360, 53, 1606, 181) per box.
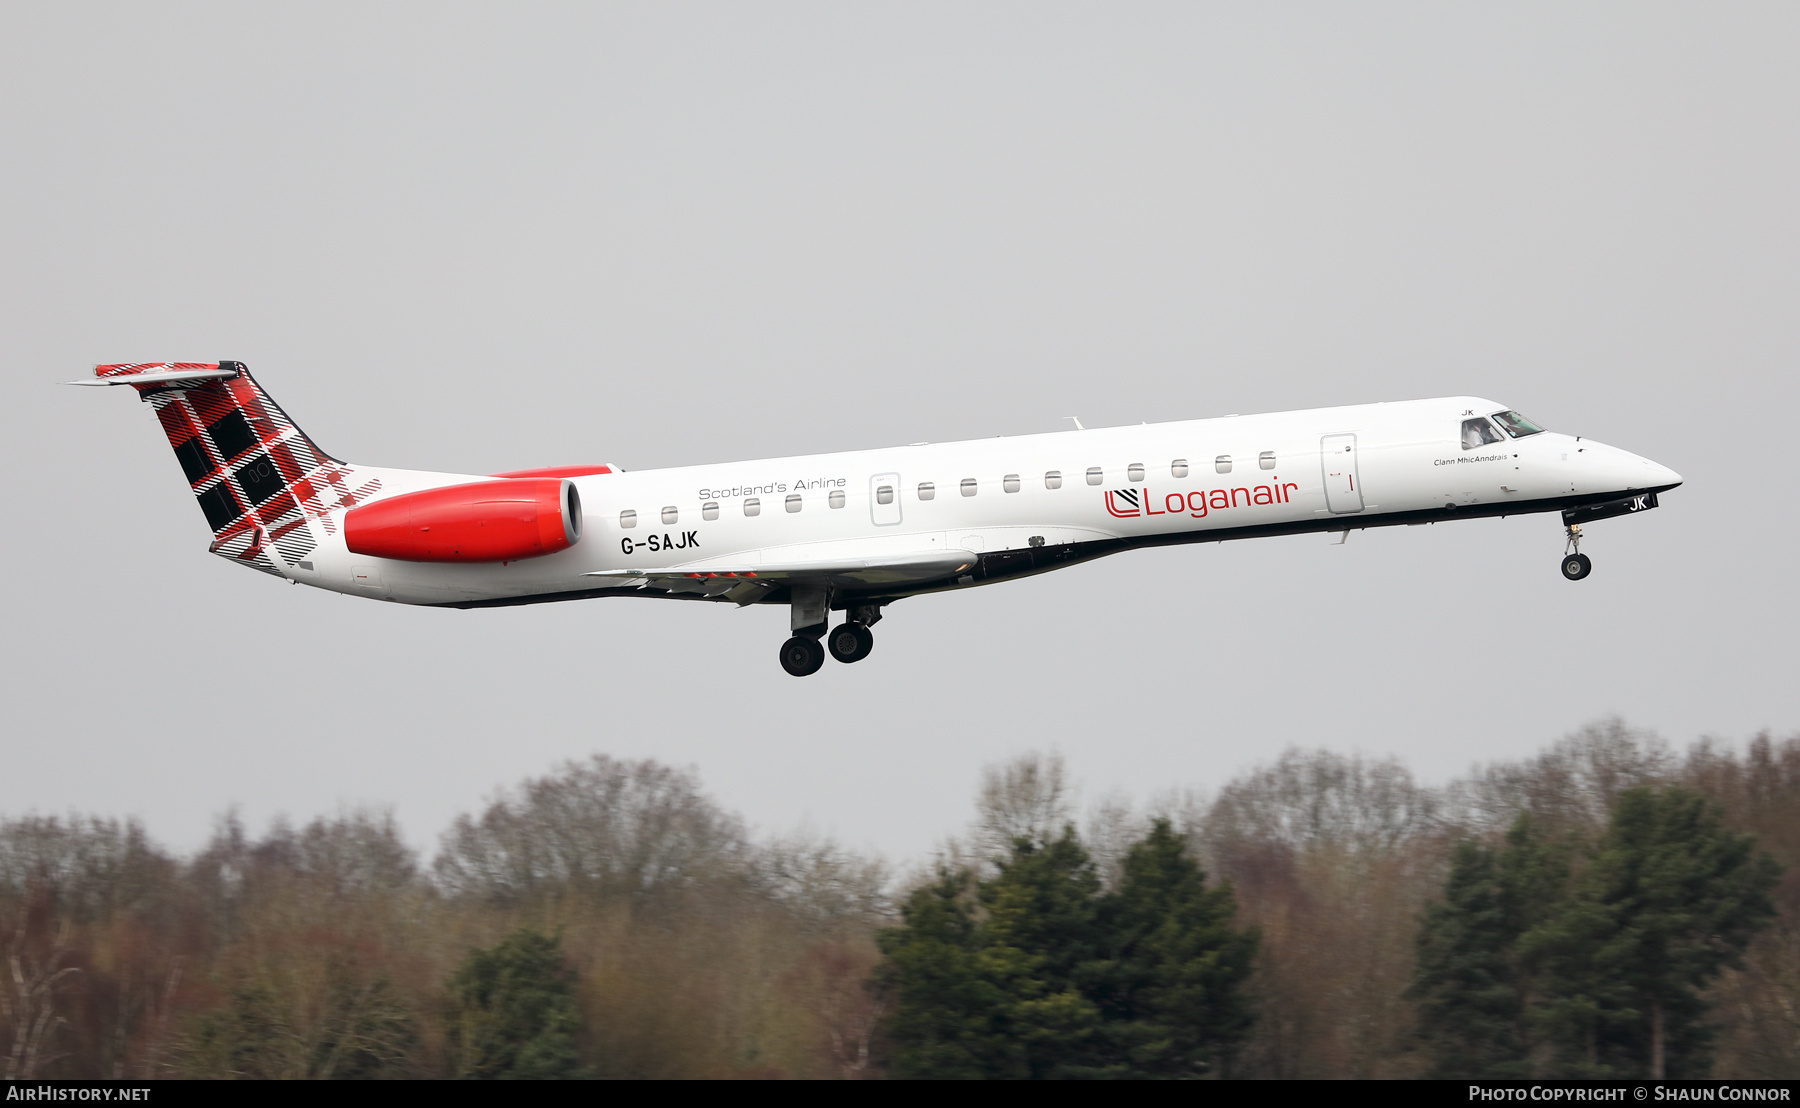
(3, 3, 1795, 862)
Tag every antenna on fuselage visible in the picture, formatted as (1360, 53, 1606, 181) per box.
(1064, 416, 1085, 430)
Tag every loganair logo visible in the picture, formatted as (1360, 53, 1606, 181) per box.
(1104, 480, 1299, 520)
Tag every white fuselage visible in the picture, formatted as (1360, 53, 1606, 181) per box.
(290, 396, 1680, 606)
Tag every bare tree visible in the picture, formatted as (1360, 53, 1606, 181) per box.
(294, 809, 418, 898)
(433, 755, 752, 904)
(1202, 748, 1440, 860)
(0, 815, 166, 926)
(1083, 791, 1147, 892)
(3, 892, 79, 1079)
(969, 751, 1074, 863)
(1197, 749, 1443, 1078)
(814, 942, 884, 1079)
(1445, 718, 1672, 837)
(754, 831, 891, 931)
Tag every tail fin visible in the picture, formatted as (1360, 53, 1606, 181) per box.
(84, 361, 383, 574)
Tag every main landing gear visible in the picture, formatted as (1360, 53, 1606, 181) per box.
(778, 622, 875, 676)
(779, 588, 882, 676)
(779, 636, 826, 677)
(827, 622, 874, 664)
(1561, 524, 1592, 581)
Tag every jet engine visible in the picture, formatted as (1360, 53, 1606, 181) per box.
(345, 478, 581, 562)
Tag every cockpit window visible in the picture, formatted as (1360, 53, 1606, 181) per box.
(1490, 410, 1546, 439)
(1461, 417, 1505, 450)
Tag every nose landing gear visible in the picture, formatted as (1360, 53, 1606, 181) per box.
(1561, 525, 1592, 581)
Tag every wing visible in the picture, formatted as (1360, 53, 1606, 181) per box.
(583, 549, 979, 603)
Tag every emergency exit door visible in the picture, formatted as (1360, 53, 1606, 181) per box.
(1320, 434, 1363, 514)
(870, 473, 902, 525)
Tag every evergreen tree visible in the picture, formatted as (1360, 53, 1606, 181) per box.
(976, 829, 1106, 1078)
(875, 822, 1257, 1079)
(876, 831, 1104, 1077)
(446, 929, 583, 1079)
(1411, 839, 1513, 1075)
(1519, 873, 1639, 1077)
(1410, 815, 1570, 1077)
(1087, 819, 1258, 1078)
(874, 869, 1013, 1078)
(1529, 787, 1781, 1078)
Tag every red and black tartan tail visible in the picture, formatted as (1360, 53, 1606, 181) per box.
(93, 361, 382, 576)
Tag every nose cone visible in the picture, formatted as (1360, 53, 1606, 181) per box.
(1616, 448, 1681, 492)
(1581, 439, 1681, 494)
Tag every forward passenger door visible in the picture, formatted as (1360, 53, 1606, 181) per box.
(1321, 434, 1364, 514)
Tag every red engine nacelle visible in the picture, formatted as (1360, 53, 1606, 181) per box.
(345, 478, 581, 563)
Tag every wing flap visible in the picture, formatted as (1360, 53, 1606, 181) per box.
(583, 549, 977, 588)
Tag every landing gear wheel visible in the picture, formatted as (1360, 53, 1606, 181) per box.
(779, 635, 826, 677)
(827, 622, 874, 664)
(1561, 553, 1592, 581)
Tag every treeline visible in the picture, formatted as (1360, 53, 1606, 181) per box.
(1190, 725, 1798, 1078)
(2, 722, 1797, 1078)
(0, 758, 888, 1078)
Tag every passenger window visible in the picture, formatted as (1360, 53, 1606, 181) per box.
(1171, 459, 1189, 478)
(702, 501, 719, 520)
(1086, 467, 1103, 486)
(743, 498, 761, 516)
(1215, 455, 1232, 474)
(1003, 474, 1020, 493)
(876, 484, 894, 505)
(661, 506, 678, 525)
(1045, 470, 1063, 489)
(1462, 417, 1505, 450)
(785, 494, 802, 513)
(1127, 463, 1145, 483)
(829, 490, 845, 509)
(619, 509, 637, 528)
(918, 481, 935, 500)
(960, 478, 978, 497)
(1259, 451, 1276, 470)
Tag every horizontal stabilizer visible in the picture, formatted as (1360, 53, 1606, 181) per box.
(67, 367, 239, 387)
